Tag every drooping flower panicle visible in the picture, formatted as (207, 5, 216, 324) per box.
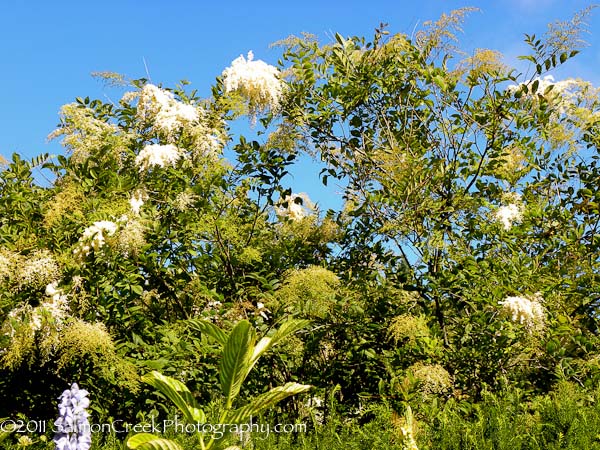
(73, 221, 118, 260)
(222, 51, 283, 114)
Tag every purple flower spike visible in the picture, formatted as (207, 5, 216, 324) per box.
(53, 383, 92, 450)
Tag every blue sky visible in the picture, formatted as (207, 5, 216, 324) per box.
(1, 0, 598, 208)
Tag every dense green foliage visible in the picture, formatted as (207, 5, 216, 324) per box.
(1, 6, 600, 449)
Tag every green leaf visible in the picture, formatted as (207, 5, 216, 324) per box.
(142, 372, 205, 423)
(560, 52, 568, 64)
(248, 319, 310, 372)
(220, 320, 256, 406)
(188, 319, 228, 347)
(132, 284, 144, 295)
(225, 383, 312, 424)
(143, 359, 169, 370)
(127, 433, 183, 450)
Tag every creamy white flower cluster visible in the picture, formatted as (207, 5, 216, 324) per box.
(129, 191, 146, 215)
(41, 282, 69, 324)
(6, 282, 69, 333)
(15, 250, 60, 290)
(507, 75, 580, 114)
(276, 193, 315, 221)
(494, 192, 524, 230)
(222, 51, 283, 113)
(123, 83, 226, 161)
(116, 216, 146, 258)
(499, 293, 545, 330)
(0, 251, 11, 282)
(128, 84, 199, 140)
(135, 144, 183, 171)
(73, 221, 118, 260)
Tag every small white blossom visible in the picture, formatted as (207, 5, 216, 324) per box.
(207, 300, 222, 309)
(129, 84, 199, 140)
(222, 51, 283, 113)
(135, 144, 182, 171)
(73, 221, 118, 259)
(129, 192, 146, 215)
(494, 193, 523, 230)
(39, 282, 69, 325)
(256, 302, 270, 320)
(173, 191, 197, 212)
(499, 293, 545, 330)
(276, 193, 315, 221)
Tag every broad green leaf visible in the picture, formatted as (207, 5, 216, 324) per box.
(188, 319, 228, 347)
(220, 320, 256, 406)
(226, 382, 312, 424)
(248, 319, 310, 371)
(126, 433, 183, 450)
(142, 372, 205, 423)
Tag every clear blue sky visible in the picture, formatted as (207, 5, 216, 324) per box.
(1, 0, 598, 208)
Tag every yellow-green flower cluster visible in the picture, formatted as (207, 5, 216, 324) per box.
(389, 314, 430, 345)
(409, 362, 453, 396)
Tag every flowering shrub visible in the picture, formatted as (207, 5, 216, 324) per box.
(0, 7, 599, 445)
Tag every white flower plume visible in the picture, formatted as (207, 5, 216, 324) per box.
(222, 51, 283, 114)
(499, 293, 545, 330)
(135, 144, 182, 171)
